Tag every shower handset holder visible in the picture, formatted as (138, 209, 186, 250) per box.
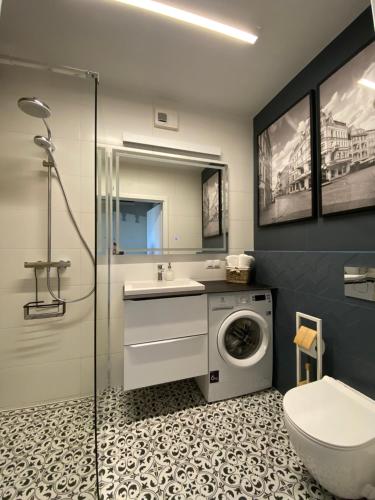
(23, 260, 71, 319)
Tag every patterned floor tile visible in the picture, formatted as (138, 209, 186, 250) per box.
(97, 380, 335, 500)
(0, 396, 96, 500)
(0, 379, 336, 499)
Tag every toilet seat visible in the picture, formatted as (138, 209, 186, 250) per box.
(283, 410, 368, 451)
(283, 376, 375, 449)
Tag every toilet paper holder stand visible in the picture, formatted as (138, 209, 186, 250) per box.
(295, 312, 324, 386)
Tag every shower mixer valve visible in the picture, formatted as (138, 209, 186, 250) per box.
(23, 260, 71, 320)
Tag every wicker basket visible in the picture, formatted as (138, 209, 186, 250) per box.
(226, 267, 250, 284)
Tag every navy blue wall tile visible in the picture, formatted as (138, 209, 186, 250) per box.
(254, 251, 375, 398)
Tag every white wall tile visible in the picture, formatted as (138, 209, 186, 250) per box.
(79, 212, 95, 250)
(80, 141, 96, 178)
(80, 356, 95, 397)
(109, 282, 124, 320)
(80, 248, 96, 287)
(109, 352, 124, 388)
(0, 67, 96, 409)
(109, 317, 124, 355)
(0, 208, 46, 250)
(229, 191, 252, 221)
(0, 359, 81, 410)
(80, 320, 96, 358)
(96, 319, 110, 356)
(53, 138, 82, 177)
(229, 219, 253, 252)
(0, 323, 81, 368)
(52, 173, 81, 215)
(95, 354, 109, 393)
(80, 176, 95, 214)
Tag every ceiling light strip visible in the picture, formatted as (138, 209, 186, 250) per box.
(116, 0, 257, 44)
(358, 78, 375, 90)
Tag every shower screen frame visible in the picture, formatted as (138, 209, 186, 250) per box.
(0, 54, 100, 498)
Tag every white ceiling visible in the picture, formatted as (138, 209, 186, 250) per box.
(0, 0, 370, 116)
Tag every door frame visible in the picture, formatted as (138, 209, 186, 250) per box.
(119, 192, 169, 252)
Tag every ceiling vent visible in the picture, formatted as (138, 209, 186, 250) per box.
(154, 107, 179, 131)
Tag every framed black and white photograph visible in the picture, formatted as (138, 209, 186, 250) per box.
(319, 40, 375, 216)
(257, 93, 314, 226)
(202, 170, 222, 238)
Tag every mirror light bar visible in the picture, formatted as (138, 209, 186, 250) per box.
(115, 0, 258, 44)
(358, 78, 375, 90)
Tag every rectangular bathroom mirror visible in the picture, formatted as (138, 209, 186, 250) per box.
(103, 147, 228, 255)
(344, 266, 375, 302)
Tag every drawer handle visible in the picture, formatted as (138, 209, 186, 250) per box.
(129, 337, 191, 348)
(212, 306, 234, 311)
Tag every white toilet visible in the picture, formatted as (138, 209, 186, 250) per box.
(283, 376, 375, 499)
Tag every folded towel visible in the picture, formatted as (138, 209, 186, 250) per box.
(238, 254, 253, 268)
(226, 255, 239, 268)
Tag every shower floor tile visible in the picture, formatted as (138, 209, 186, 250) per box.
(97, 380, 335, 500)
(0, 397, 96, 500)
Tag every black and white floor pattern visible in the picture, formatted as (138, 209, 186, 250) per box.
(97, 380, 335, 500)
(0, 380, 335, 499)
(0, 397, 96, 500)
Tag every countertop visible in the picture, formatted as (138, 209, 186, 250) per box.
(198, 280, 273, 294)
(124, 280, 273, 300)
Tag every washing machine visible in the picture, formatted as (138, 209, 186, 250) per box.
(196, 290, 273, 402)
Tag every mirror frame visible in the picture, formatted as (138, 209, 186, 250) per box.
(98, 145, 229, 255)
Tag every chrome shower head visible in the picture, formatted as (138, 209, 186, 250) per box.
(17, 97, 51, 119)
(18, 96, 54, 148)
(34, 135, 55, 152)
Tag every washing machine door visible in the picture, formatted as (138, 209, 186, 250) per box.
(217, 310, 270, 368)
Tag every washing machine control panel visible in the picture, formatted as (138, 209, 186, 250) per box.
(210, 291, 272, 312)
(236, 292, 272, 306)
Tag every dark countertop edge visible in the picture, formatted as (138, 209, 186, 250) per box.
(123, 289, 206, 301)
(199, 280, 274, 293)
(123, 280, 275, 300)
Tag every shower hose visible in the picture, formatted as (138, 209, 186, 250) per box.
(46, 150, 95, 304)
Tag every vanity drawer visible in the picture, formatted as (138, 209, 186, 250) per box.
(124, 294, 207, 345)
(124, 334, 208, 391)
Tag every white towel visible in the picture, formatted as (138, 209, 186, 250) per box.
(238, 254, 255, 269)
(226, 255, 239, 268)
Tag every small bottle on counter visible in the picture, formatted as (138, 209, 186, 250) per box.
(165, 262, 174, 281)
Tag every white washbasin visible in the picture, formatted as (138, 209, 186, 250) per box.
(124, 278, 205, 297)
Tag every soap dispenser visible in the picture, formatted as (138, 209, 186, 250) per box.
(165, 262, 174, 281)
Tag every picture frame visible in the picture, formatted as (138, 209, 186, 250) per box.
(318, 39, 375, 216)
(257, 92, 315, 227)
(202, 169, 222, 238)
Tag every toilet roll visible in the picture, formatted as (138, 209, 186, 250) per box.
(294, 326, 317, 350)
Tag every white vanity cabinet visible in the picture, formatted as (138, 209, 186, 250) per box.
(124, 294, 208, 390)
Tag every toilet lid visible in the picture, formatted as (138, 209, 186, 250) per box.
(283, 376, 375, 448)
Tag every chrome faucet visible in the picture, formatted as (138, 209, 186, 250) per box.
(157, 264, 164, 281)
